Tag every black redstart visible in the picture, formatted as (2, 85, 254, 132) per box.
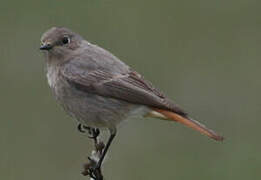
(40, 27, 223, 178)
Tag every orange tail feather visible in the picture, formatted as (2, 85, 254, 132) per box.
(153, 108, 224, 141)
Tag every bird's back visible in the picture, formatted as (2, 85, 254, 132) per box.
(71, 40, 131, 74)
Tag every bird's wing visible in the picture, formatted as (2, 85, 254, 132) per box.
(61, 61, 187, 116)
(61, 60, 224, 141)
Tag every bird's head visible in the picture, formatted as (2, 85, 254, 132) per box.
(40, 27, 82, 60)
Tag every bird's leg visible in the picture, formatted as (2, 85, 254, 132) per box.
(96, 129, 116, 169)
(88, 128, 105, 154)
(78, 124, 104, 151)
(79, 124, 104, 180)
(82, 129, 116, 180)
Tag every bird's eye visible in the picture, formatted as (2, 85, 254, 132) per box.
(62, 37, 70, 45)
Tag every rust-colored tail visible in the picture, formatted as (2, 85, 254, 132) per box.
(153, 108, 224, 141)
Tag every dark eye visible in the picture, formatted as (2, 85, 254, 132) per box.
(62, 37, 70, 45)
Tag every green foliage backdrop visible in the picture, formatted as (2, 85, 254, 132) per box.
(0, 0, 260, 179)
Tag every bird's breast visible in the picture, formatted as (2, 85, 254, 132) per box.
(46, 65, 59, 88)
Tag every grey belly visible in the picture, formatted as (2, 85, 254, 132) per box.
(54, 85, 148, 129)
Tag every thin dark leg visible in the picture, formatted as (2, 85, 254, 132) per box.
(83, 129, 116, 180)
(97, 129, 116, 168)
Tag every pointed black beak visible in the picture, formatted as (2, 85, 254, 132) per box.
(40, 43, 52, 50)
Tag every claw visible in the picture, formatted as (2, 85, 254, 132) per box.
(88, 128, 100, 139)
(77, 124, 86, 133)
(78, 124, 100, 140)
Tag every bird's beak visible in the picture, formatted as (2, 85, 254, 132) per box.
(40, 43, 52, 51)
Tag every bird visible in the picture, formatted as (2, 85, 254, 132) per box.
(40, 27, 223, 179)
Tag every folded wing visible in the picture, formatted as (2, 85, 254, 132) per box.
(61, 60, 187, 116)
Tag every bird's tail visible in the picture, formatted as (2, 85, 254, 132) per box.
(150, 108, 224, 141)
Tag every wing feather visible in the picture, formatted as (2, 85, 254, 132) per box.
(61, 61, 187, 116)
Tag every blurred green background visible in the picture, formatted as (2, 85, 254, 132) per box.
(1, 0, 260, 179)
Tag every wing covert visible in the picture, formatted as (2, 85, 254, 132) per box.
(61, 61, 187, 116)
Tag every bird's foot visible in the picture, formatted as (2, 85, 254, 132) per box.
(88, 128, 100, 140)
(77, 124, 100, 139)
(77, 124, 89, 133)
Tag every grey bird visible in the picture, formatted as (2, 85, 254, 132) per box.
(40, 27, 223, 178)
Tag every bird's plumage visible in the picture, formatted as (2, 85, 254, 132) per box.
(41, 27, 223, 141)
(61, 59, 187, 116)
